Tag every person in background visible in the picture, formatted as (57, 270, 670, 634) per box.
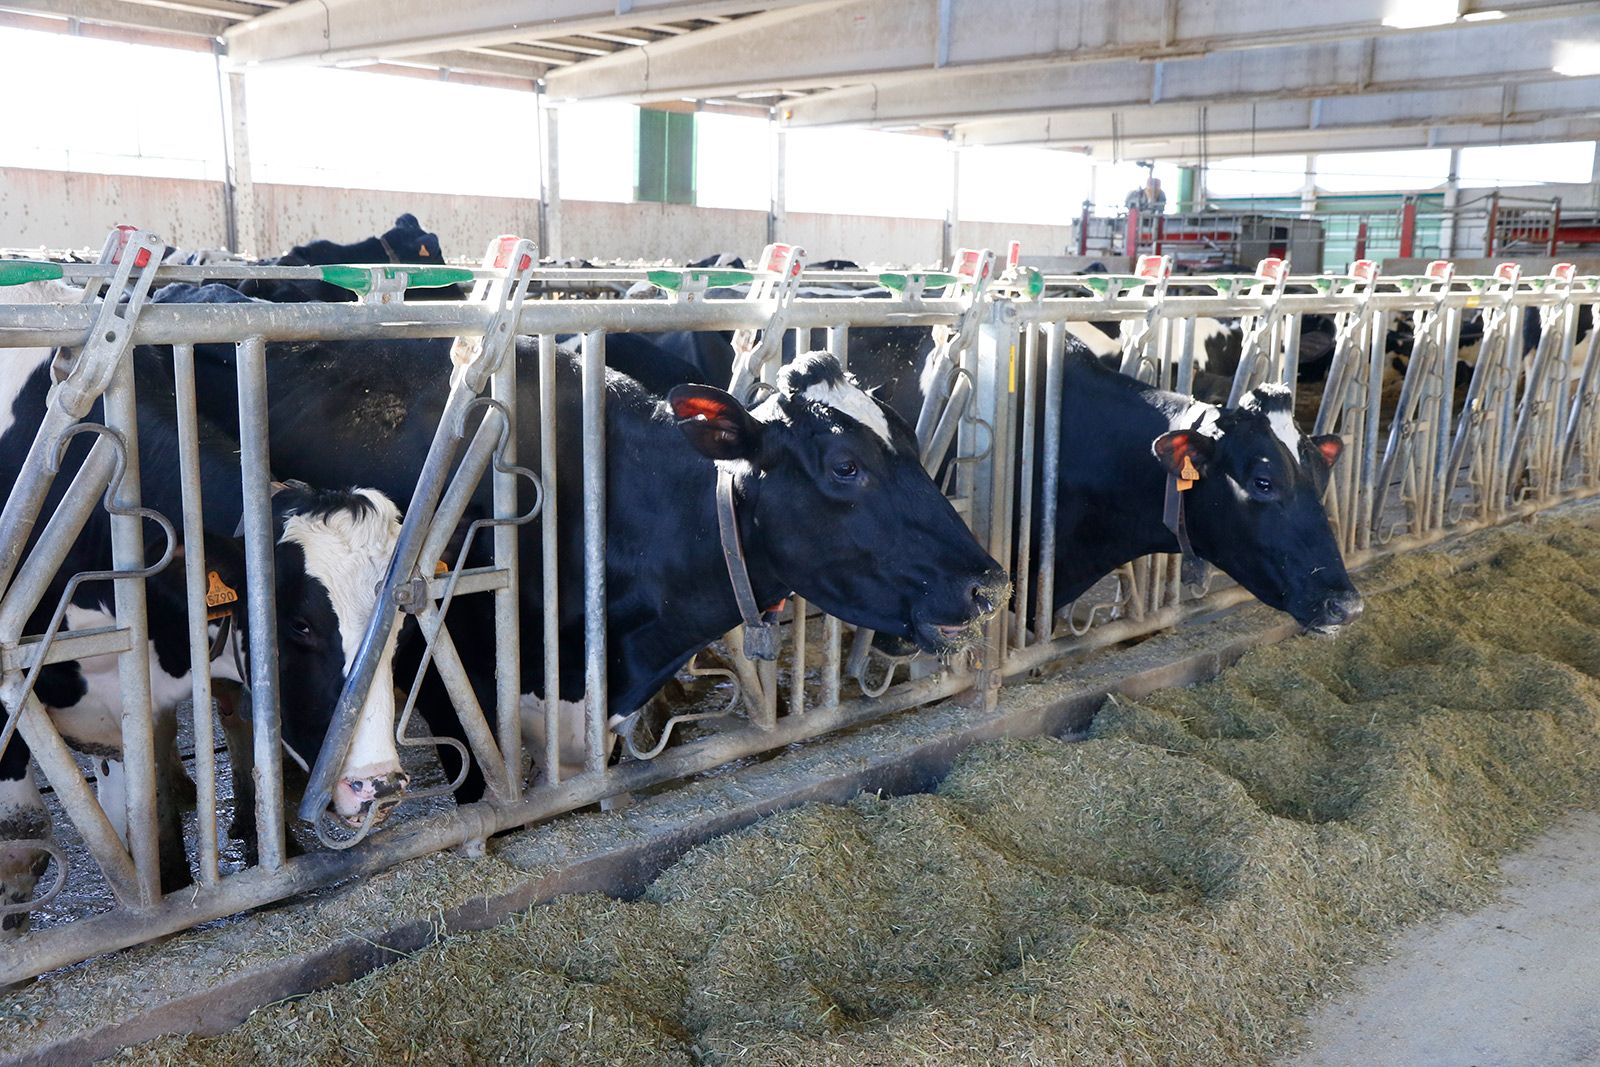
(1125, 177, 1166, 215)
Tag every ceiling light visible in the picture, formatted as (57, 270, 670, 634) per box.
(1382, 0, 1461, 28)
(1554, 41, 1600, 77)
(1461, 9, 1505, 20)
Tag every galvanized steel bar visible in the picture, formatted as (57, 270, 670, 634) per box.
(101, 349, 162, 906)
(170, 342, 222, 886)
(492, 328, 523, 799)
(235, 336, 287, 869)
(538, 333, 562, 786)
(1034, 321, 1065, 643)
(581, 330, 608, 774)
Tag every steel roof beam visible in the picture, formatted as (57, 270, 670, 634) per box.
(1063, 117, 1600, 161)
(780, 12, 1600, 127)
(955, 78, 1600, 148)
(544, 0, 1598, 103)
(223, 0, 819, 66)
(1, 0, 233, 37)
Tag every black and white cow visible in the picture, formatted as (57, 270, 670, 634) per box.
(167, 329, 1007, 800)
(236, 214, 459, 303)
(592, 323, 1362, 638)
(1023, 347, 1362, 632)
(0, 283, 407, 930)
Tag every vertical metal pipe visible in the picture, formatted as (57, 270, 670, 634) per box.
(1034, 321, 1064, 641)
(788, 597, 807, 718)
(171, 342, 220, 885)
(102, 348, 161, 905)
(492, 327, 523, 798)
(235, 336, 285, 869)
(1012, 324, 1038, 650)
(581, 330, 608, 774)
(1359, 313, 1385, 550)
(538, 334, 562, 786)
(822, 324, 847, 707)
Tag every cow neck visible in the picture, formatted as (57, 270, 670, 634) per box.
(375, 233, 402, 264)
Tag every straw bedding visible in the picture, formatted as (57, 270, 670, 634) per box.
(120, 521, 1600, 1066)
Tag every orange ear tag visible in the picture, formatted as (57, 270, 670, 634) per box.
(205, 571, 239, 620)
(434, 560, 449, 576)
(417, 246, 431, 257)
(1177, 454, 1200, 491)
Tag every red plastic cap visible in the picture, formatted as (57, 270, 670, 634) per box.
(1351, 260, 1379, 283)
(491, 235, 532, 272)
(1255, 257, 1287, 284)
(112, 225, 152, 269)
(1425, 259, 1453, 280)
(1007, 240, 1021, 269)
(1136, 254, 1171, 283)
(1494, 262, 1522, 284)
(1552, 263, 1576, 283)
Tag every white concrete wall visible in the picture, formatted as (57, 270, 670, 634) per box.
(0, 164, 1073, 267)
(0, 165, 228, 251)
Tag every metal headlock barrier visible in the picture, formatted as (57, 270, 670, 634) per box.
(0, 227, 1596, 983)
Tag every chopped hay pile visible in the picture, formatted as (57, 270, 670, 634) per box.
(121, 522, 1600, 1066)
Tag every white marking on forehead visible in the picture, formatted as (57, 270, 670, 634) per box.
(279, 488, 402, 673)
(1267, 408, 1302, 463)
(802, 377, 893, 447)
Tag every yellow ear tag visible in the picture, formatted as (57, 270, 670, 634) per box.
(434, 560, 449, 576)
(205, 571, 239, 620)
(1177, 454, 1200, 491)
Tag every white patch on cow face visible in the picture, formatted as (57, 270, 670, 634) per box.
(801, 377, 893, 447)
(279, 488, 405, 816)
(1268, 409, 1301, 464)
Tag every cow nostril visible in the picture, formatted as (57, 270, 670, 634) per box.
(969, 583, 994, 616)
(1324, 593, 1364, 625)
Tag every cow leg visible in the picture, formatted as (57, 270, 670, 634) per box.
(150, 707, 193, 893)
(0, 756, 53, 937)
(217, 681, 255, 850)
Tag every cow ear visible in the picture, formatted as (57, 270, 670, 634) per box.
(1152, 429, 1215, 479)
(1309, 434, 1343, 469)
(668, 384, 763, 461)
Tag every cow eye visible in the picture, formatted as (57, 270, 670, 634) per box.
(831, 459, 860, 482)
(1251, 474, 1275, 499)
(289, 617, 313, 639)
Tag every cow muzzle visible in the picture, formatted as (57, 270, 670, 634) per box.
(1304, 590, 1365, 636)
(913, 569, 1011, 655)
(332, 768, 410, 828)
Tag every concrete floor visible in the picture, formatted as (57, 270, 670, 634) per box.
(1283, 810, 1600, 1067)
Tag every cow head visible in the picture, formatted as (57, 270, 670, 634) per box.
(1152, 384, 1363, 635)
(268, 484, 407, 825)
(383, 213, 443, 263)
(668, 352, 1009, 654)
